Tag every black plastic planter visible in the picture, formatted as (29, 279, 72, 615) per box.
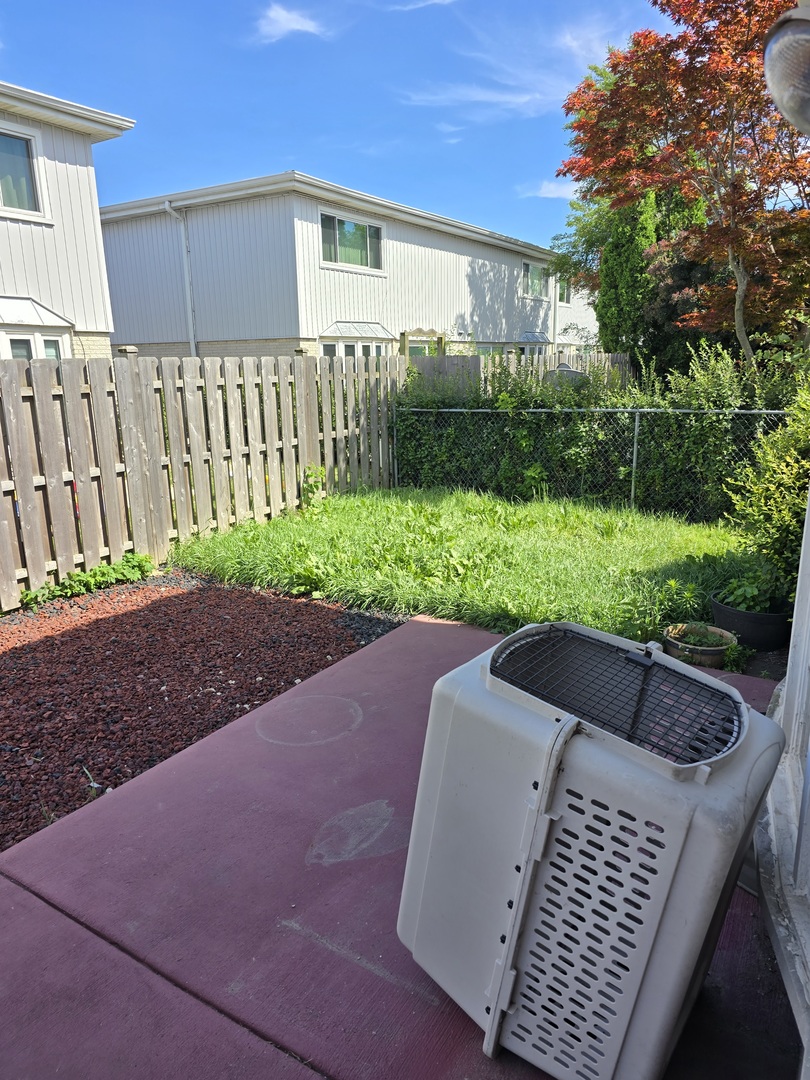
(710, 595, 792, 650)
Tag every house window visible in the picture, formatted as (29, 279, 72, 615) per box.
(0, 132, 38, 212)
(522, 262, 549, 299)
(3, 332, 70, 361)
(558, 279, 571, 305)
(10, 338, 33, 360)
(320, 340, 387, 359)
(321, 213, 382, 270)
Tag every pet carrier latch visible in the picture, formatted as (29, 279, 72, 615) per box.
(483, 714, 580, 1058)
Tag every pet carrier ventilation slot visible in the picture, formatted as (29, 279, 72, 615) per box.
(398, 622, 784, 1080)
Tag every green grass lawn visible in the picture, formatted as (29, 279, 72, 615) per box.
(170, 488, 739, 640)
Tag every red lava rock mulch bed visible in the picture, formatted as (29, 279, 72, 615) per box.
(0, 569, 403, 852)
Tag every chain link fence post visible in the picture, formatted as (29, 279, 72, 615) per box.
(630, 411, 641, 511)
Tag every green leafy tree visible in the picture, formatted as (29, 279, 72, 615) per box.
(549, 196, 616, 296)
(596, 193, 657, 353)
(559, 0, 810, 361)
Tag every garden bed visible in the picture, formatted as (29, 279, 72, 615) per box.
(0, 569, 403, 851)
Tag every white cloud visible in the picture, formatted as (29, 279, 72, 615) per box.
(256, 4, 327, 44)
(403, 77, 565, 119)
(552, 19, 621, 68)
(399, 9, 660, 124)
(389, 0, 457, 9)
(517, 179, 578, 200)
(435, 121, 463, 133)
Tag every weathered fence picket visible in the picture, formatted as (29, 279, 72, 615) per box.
(86, 358, 128, 563)
(0, 353, 406, 612)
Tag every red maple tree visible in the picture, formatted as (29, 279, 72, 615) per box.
(558, 0, 810, 359)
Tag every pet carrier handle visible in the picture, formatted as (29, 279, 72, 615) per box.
(483, 713, 581, 1058)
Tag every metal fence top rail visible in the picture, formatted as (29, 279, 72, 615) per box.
(397, 407, 787, 415)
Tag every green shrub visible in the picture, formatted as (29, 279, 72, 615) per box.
(726, 381, 810, 596)
(395, 345, 795, 520)
(18, 552, 154, 611)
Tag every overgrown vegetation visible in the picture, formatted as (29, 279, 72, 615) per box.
(170, 487, 735, 641)
(726, 380, 810, 598)
(18, 553, 154, 611)
(395, 345, 798, 518)
(558, 0, 810, 361)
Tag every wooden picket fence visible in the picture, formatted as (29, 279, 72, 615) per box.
(410, 349, 631, 388)
(0, 353, 408, 612)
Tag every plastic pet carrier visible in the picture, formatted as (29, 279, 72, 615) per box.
(398, 622, 785, 1080)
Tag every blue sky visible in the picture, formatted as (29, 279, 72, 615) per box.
(0, 0, 670, 247)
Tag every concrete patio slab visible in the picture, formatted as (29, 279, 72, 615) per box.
(0, 617, 800, 1080)
(0, 876, 318, 1079)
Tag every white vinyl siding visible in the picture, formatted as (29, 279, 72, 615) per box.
(102, 213, 188, 344)
(100, 176, 600, 353)
(295, 195, 553, 344)
(187, 195, 298, 341)
(0, 110, 113, 333)
(104, 194, 299, 346)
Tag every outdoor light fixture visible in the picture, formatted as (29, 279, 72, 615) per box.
(765, 5, 810, 134)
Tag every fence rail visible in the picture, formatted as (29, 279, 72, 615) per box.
(393, 406, 786, 521)
(0, 353, 408, 612)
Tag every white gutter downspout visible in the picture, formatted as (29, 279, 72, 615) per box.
(551, 269, 559, 352)
(164, 200, 198, 358)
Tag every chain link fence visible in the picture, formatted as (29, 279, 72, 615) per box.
(393, 407, 786, 521)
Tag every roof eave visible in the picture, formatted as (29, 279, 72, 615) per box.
(99, 171, 554, 259)
(0, 81, 135, 142)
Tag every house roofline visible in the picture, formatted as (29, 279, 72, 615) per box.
(0, 81, 135, 142)
(99, 171, 555, 259)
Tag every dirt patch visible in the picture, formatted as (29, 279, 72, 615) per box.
(0, 570, 404, 852)
(745, 646, 790, 683)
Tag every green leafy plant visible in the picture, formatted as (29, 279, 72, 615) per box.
(81, 765, 104, 800)
(722, 643, 756, 674)
(665, 622, 730, 648)
(300, 465, 326, 510)
(715, 557, 790, 613)
(19, 552, 154, 611)
(170, 488, 733, 638)
(725, 380, 810, 598)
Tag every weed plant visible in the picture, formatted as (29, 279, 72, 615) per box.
(18, 553, 154, 611)
(170, 489, 735, 639)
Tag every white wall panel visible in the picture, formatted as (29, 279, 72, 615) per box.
(294, 194, 553, 344)
(187, 194, 298, 341)
(0, 110, 113, 332)
(103, 214, 188, 345)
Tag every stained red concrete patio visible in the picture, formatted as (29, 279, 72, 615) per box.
(0, 617, 801, 1079)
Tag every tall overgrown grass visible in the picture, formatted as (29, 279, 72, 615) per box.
(170, 488, 738, 639)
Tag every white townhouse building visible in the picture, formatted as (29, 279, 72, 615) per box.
(99, 172, 597, 361)
(0, 81, 134, 363)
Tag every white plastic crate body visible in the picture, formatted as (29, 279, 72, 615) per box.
(497, 724, 777, 1080)
(398, 658, 567, 1023)
(398, 623, 785, 1080)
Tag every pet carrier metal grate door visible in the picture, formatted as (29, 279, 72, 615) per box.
(398, 623, 785, 1080)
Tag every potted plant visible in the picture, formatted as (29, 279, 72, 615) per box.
(710, 558, 792, 650)
(662, 622, 737, 668)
